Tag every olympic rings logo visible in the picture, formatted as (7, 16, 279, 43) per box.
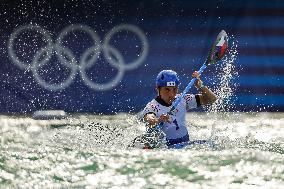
(8, 24, 149, 91)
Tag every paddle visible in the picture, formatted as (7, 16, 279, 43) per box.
(155, 30, 228, 130)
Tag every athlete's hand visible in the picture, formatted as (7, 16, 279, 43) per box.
(158, 114, 171, 123)
(192, 71, 203, 89)
(144, 113, 171, 128)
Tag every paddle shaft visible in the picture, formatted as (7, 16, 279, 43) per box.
(170, 64, 207, 113)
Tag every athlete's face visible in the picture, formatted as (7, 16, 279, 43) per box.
(158, 86, 178, 105)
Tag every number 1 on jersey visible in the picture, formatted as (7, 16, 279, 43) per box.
(173, 119, 179, 130)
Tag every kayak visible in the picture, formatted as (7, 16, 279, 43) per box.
(129, 132, 216, 150)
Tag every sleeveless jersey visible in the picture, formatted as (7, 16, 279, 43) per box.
(142, 94, 199, 140)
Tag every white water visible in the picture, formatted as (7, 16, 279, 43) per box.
(0, 113, 283, 188)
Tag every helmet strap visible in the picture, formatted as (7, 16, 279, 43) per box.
(156, 87, 161, 96)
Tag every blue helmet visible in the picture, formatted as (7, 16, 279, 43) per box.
(156, 70, 180, 87)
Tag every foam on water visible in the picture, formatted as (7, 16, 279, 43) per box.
(0, 113, 284, 188)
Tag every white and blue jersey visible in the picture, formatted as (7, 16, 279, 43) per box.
(142, 94, 201, 146)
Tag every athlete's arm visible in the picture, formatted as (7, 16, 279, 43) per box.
(197, 86, 217, 105)
(192, 71, 217, 105)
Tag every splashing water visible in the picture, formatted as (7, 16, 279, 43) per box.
(49, 114, 145, 151)
(187, 35, 240, 149)
(208, 35, 239, 113)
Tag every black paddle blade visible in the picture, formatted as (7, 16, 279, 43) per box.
(206, 30, 228, 65)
